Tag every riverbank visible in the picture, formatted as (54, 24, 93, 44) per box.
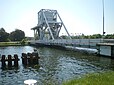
(63, 71, 114, 85)
(0, 42, 28, 46)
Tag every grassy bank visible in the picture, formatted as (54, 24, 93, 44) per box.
(63, 71, 114, 85)
(0, 42, 28, 46)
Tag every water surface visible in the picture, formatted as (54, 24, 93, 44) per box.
(0, 46, 114, 85)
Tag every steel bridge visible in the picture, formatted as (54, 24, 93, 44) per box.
(31, 9, 71, 40)
(30, 9, 114, 49)
(30, 9, 114, 57)
(30, 9, 104, 48)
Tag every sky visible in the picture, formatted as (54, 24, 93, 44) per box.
(0, 0, 114, 37)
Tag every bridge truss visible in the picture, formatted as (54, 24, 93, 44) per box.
(31, 9, 71, 40)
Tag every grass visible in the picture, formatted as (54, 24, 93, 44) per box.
(63, 71, 114, 85)
(0, 42, 28, 46)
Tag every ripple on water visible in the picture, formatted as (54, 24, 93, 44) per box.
(0, 46, 113, 85)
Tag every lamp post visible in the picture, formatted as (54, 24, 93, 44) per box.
(102, 0, 105, 36)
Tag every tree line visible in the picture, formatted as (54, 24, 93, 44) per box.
(61, 33, 114, 39)
(0, 28, 25, 42)
(1, 27, 114, 42)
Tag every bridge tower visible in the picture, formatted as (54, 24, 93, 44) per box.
(31, 9, 71, 40)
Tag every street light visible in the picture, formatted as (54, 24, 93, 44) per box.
(102, 0, 105, 36)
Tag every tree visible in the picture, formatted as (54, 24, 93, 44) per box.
(9, 29, 25, 41)
(104, 34, 114, 39)
(60, 35, 69, 39)
(89, 34, 102, 39)
(0, 28, 9, 42)
(0, 28, 5, 32)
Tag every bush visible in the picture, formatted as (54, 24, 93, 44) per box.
(20, 39, 26, 45)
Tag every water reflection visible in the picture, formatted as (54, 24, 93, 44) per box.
(0, 46, 114, 85)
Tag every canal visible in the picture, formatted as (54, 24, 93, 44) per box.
(0, 46, 114, 85)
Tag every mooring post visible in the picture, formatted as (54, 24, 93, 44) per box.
(32, 54, 37, 65)
(32, 52, 39, 64)
(23, 54, 27, 65)
(22, 53, 25, 64)
(30, 54, 33, 65)
(14, 54, 19, 67)
(22, 53, 27, 65)
(27, 53, 32, 65)
(33, 57, 38, 65)
(8, 55, 12, 67)
(1, 55, 6, 67)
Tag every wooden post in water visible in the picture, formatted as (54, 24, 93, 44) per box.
(32, 52, 39, 64)
(27, 53, 31, 65)
(33, 56, 38, 65)
(27, 53, 33, 65)
(8, 55, 12, 67)
(30, 54, 33, 65)
(24, 54, 27, 65)
(21, 53, 27, 65)
(1, 55, 6, 67)
(21, 52, 40, 66)
(14, 54, 19, 67)
(22, 53, 25, 64)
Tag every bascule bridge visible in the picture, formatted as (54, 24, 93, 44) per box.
(31, 9, 71, 40)
(30, 9, 114, 57)
(31, 9, 103, 49)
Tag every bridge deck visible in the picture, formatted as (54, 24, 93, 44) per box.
(30, 39, 114, 57)
(30, 39, 104, 48)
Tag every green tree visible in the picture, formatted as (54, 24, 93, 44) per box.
(9, 29, 25, 41)
(104, 34, 114, 39)
(0, 28, 9, 42)
(20, 39, 26, 45)
(60, 35, 69, 39)
(89, 34, 102, 39)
